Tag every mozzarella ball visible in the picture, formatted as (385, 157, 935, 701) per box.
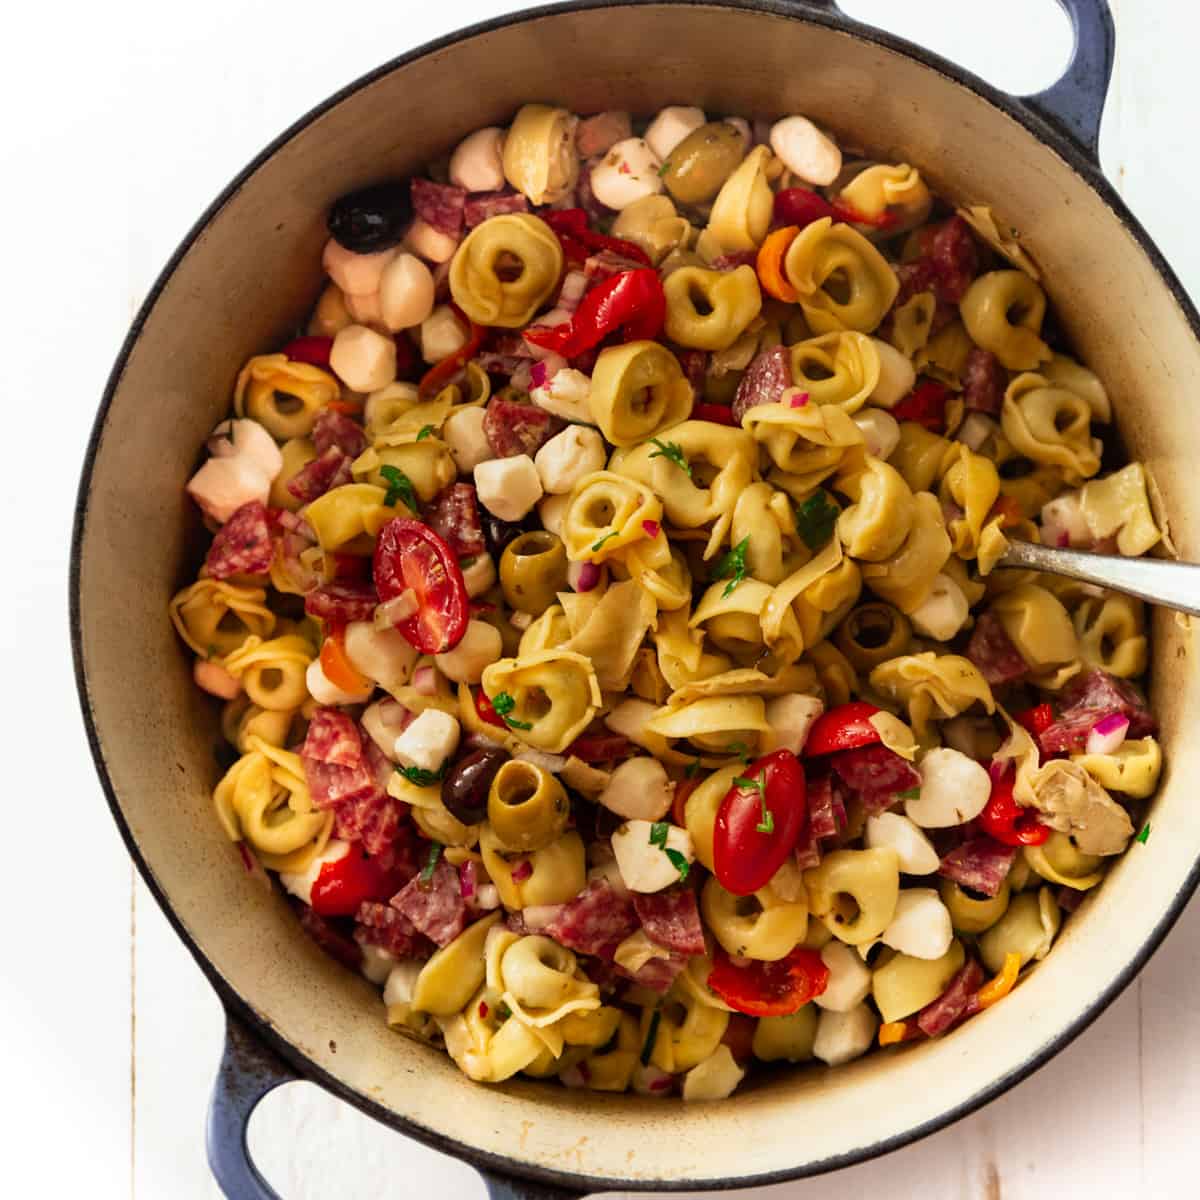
(308, 282, 354, 336)
(435, 619, 503, 684)
(598, 758, 674, 822)
(868, 339, 918, 409)
(590, 138, 665, 211)
(193, 659, 241, 699)
(881, 888, 954, 960)
(361, 698, 412, 761)
(449, 126, 507, 192)
(853, 408, 902, 462)
(604, 698, 659, 747)
(474, 455, 543, 521)
(1041, 491, 1090, 548)
(442, 406, 493, 474)
(813, 1003, 878, 1066)
(419, 304, 469, 366)
(461, 553, 497, 599)
(379, 252, 436, 332)
(209, 418, 284, 481)
(957, 411, 1001, 454)
(305, 658, 373, 706)
(908, 748, 992, 828)
(186, 455, 272, 524)
(393, 708, 461, 774)
(383, 961, 423, 1007)
(865, 812, 940, 875)
(534, 425, 607, 494)
(321, 238, 397, 296)
(406, 218, 459, 264)
(909, 573, 970, 641)
(769, 116, 843, 186)
(359, 942, 397, 985)
(681, 1046, 745, 1102)
(612, 819, 695, 893)
(344, 621, 418, 690)
(344, 289, 385, 329)
(537, 493, 571, 539)
(765, 693, 825, 755)
(279, 839, 351, 906)
(644, 105, 706, 161)
(330, 324, 397, 393)
(814, 941, 873, 1012)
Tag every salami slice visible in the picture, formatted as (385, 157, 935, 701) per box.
(303, 707, 364, 768)
(305, 757, 379, 813)
(732, 346, 790, 424)
(676, 349, 709, 396)
(355, 900, 430, 960)
(633, 888, 706, 956)
(304, 580, 379, 623)
(617, 949, 688, 994)
(204, 500, 273, 580)
(830, 744, 920, 816)
(962, 348, 1004, 414)
(287, 446, 352, 504)
(916, 959, 985, 1037)
(966, 611, 1028, 686)
(929, 215, 979, 304)
(1040, 668, 1157, 755)
(298, 904, 363, 969)
(312, 409, 368, 459)
(482, 397, 563, 458)
(390, 858, 467, 947)
(542, 879, 640, 960)
(411, 178, 467, 238)
(937, 835, 1017, 898)
(576, 111, 632, 158)
(464, 190, 529, 228)
(423, 483, 486, 558)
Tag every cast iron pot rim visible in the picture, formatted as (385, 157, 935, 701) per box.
(69, 1, 1200, 1192)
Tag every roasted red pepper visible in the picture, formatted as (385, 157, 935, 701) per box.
(1015, 703, 1055, 738)
(540, 208, 651, 267)
(692, 402, 738, 426)
(979, 766, 1051, 847)
(310, 844, 407, 917)
(281, 335, 334, 367)
(523, 268, 666, 357)
(474, 688, 506, 729)
(567, 731, 635, 763)
(891, 380, 951, 432)
(418, 311, 486, 398)
(773, 187, 838, 230)
(708, 945, 829, 1017)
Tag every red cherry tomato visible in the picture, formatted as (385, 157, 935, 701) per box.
(713, 749, 807, 896)
(979, 766, 1051, 847)
(773, 187, 838, 230)
(891, 380, 950, 433)
(310, 845, 404, 917)
(692, 402, 738, 426)
(1015, 703, 1055, 738)
(708, 945, 829, 1017)
(373, 518, 469, 654)
(475, 688, 506, 729)
(803, 701, 883, 757)
(281, 335, 333, 367)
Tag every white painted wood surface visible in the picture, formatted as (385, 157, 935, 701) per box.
(6, 1, 1200, 1196)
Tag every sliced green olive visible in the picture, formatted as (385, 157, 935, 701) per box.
(499, 531, 569, 615)
(487, 759, 570, 852)
(662, 123, 747, 206)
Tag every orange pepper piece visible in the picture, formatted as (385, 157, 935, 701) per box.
(319, 628, 371, 694)
(976, 952, 1021, 1009)
(878, 1019, 922, 1047)
(989, 494, 1024, 529)
(756, 225, 800, 303)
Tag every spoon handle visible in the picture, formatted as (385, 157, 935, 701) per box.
(1001, 540, 1200, 618)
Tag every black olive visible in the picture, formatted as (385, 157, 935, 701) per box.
(482, 512, 537, 559)
(327, 182, 412, 254)
(442, 746, 511, 826)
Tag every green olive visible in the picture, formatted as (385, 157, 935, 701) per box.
(835, 602, 912, 671)
(939, 878, 1011, 935)
(661, 122, 747, 206)
(487, 760, 570, 852)
(499, 531, 569, 615)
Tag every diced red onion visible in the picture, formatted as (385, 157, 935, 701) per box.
(510, 860, 534, 882)
(575, 561, 602, 592)
(642, 519, 660, 539)
(1087, 712, 1129, 755)
(511, 361, 534, 392)
(374, 589, 418, 631)
(530, 360, 548, 389)
(478, 1001, 489, 1019)
(412, 666, 438, 696)
(1057, 532, 1070, 547)
(459, 860, 478, 899)
(789, 391, 810, 408)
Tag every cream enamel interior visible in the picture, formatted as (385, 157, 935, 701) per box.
(75, 4, 1199, 1187)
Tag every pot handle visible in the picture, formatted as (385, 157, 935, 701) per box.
(207, 1011, 299, 1199)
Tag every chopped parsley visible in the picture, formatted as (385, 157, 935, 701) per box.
(648, 821, 690, 881)
(649, 821, 669, 848)
(492, 691, 533, 730)
(416, 424, 434, 441)
(396, 762, 447, 788)
(714, 535, 750, 598)
(591, 530, 619, 552)
(658, 160, 672, 178)
(664, 849, 691, 882)
(496, 1002, 512, 1021)
(794, 490, 840, 551)
(640, 1009, 662, 1065)
(735, 774, 774, 835)
(459, 555, 478, 569)
(1136, 822, 1151, 845)
(897, 787, 921, 801)
(380, 465, 418, 512)
(685, 758, 703, 779)
(648, 437, 692, 478)
(419, 840, 443, 885)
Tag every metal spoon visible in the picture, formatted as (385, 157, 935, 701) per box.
(1000, 540, 1200, 618)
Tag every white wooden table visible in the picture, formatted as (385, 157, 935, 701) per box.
(8, 1, 1200, 1196)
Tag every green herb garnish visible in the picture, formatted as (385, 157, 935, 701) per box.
(591, 530, 619, 552)
(649, 820, 690, 880)
(714, 535, 750, 598)
(1136, 822, 1151, 844)
(416, 424, 434, 441)
(665, 849, 691, 882)
(396, 762, 447, 788)
(640, 1009, 662, 1065)
(459, 555, 478, 569)
(897, 787, 921, 801)
(496, 1002, 512, 1021)
(380, 465, 418, 512)
(794, 490, 840, 551)
(419, 840, 443, 885)
(206, 645, 220, 661)
(648, 438, 692, 478)
(492, 691, 533, 730)
(685, 758, 703, 779)
(649, 821, 669, 849)
(658, 160, 672, 178)
(735, 775, 774, 835)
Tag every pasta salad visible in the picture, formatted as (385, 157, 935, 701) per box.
(170, 103, 1166, 1100)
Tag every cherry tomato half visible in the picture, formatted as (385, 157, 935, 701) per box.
(373, 517, 469, 654)
(1015, 703, 1055, 738)
(803, 701, 883, 758)
(707, 945, 829, 1017)
(979, 766, 1051, 847)
(310, 844, 405, 917)
(280, 335, 333, 367)
(692, 402, 738, 426)
(319, 627, 371, 694)
(713, 749, 807, 896)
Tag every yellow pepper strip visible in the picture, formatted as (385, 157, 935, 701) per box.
(756, 225, 800, 303)
(878, 1019, 922, 1047)
(976, 952, 1022, 1010)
